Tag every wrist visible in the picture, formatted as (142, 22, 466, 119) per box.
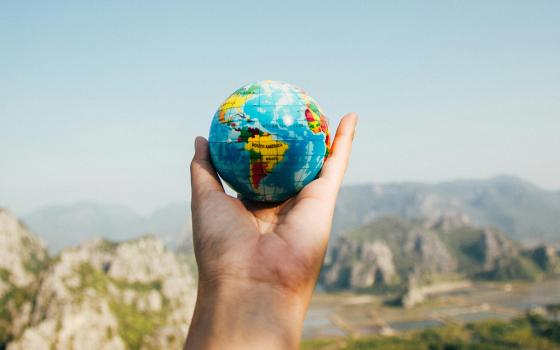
(185, 278, 308, 350)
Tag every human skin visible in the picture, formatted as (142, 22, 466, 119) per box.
(184, 113, 358, 350)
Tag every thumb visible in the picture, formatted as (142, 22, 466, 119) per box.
(190, 136, 224, 200)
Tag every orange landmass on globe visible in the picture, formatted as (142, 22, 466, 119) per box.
(244, 133, 288, 189)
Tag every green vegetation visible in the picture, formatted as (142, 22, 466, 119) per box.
(19, 235, 49, 276)
(0, 271, 35, 345)
(110, 299, 159, 349)
(348, 216, 425, 281)
(547, 304, 560, 322)
(342, 216, 544, 290)
(477, 255, 541, 281)
(75, 263, 108, 294)
(442, 226, 541, 281)
(0, 268, 9, 281)
(72, 263, 170, 349)
(349, 216, 413, 245)
(98, 239, 119, 253)
(112, 278, 162, 294)
(301, 314, 560, 350)
(22, 252, 48, 276)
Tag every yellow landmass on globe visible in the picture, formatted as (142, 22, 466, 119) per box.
(244, 134, 289, 189)
(219, 93, 255, 123)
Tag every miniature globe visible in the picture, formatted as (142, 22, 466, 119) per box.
(208, 80, 330, 202)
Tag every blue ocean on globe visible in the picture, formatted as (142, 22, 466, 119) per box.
(208, 80, 331, 202)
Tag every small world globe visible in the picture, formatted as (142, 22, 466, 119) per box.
(208, 80, 331, 202)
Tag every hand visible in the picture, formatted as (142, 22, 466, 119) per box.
(184, 113, 358, 350)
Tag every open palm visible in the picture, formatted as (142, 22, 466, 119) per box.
(190, 113, 357, 299)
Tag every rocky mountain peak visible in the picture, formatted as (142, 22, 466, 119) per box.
(422, 214, 471, 231)
(3, 229, 196, 349)
(0, 209, 47, 286)
(530, 245, 560, 273)
(0, 209, 48, 346)
(476, 229, 515, 271)
(323, 238, 396, 289)
(322, 215, 547, 295)
(404, 230, 457, 274)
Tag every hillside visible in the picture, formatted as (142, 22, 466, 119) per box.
(333, 175, 560, 243)
(0, 209, 196, 350)
(0, 209, 49, 346)
(18, 176, 560, 252)
(322, 215, 556, 299)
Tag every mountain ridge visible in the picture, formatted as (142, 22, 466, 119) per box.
(0, 209, 196, 349)
(322, 214, 559, 307)
(17, 175, 560, 253)
(334, 175, 560, 244)
(22, 201, 190, 252)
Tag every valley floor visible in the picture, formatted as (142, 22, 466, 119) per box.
(303, 277, 560, 340)
(301, 313, 560, 350)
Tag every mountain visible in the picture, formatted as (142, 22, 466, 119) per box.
(18, 175, 560, 253)
(0, 208, 196, 350)
(333, 175, 560, 244)
(8, 237, 196, 350)
(322, 215, 554, 300)
(23, 202, 190, 252)
(0, 209, 49, 346)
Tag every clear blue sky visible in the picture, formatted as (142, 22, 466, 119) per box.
(1, 1, 559, 215)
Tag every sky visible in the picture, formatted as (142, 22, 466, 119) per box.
(1, 0, 559, 215)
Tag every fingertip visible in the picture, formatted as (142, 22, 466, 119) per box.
(190, 135, 225, 196)
(332, 112, 358, 148)
(344, 112, 359, 122)
(193, 136, 210, 161)
(340, 113, 358, 137)
(194, 135, 205, 148)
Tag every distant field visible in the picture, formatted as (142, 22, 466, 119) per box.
(304, 278, 560, 339)
(302, 313, 560, 350)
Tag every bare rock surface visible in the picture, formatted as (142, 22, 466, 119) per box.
(0, 208, 48, 345)
(324, 238, 396, 289)
(5, 233, 196, 350)
(322, 215, 547, 296)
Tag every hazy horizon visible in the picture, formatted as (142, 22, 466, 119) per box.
(2, 1, 559, 215)
(3, 173, 557, 218)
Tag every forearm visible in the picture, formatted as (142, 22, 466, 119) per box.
(184, 279, 309, 350)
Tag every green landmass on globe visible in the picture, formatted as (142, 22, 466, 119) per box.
(208, 80, 330, 202)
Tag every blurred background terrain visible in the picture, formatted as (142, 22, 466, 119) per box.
(1, 1, 559, 349)
(2, 175, 560, 349)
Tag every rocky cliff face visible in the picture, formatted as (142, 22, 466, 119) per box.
(8, 236, 196, 350)
(404, 230, 457, 275)
(0, 209, 48, 346)
(528, 245, 560, 273)
(476, 229, 516, 271)
(324, 239, 396, 289)
(323, 215, 551, 292)
(0, 208, 197, 350)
